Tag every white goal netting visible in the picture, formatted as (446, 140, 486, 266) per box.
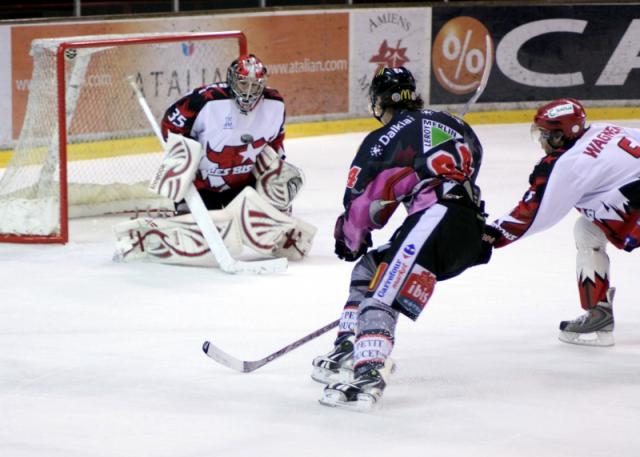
(0, 31, 244, 242)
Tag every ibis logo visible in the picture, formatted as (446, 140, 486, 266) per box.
(432, 16, 493, 95)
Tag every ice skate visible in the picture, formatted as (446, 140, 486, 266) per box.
(319, 362, 390, 412)
(311, 336, 355, 384)
(559, 288, 615, 347)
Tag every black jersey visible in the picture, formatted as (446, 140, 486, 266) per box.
(340, 109, 483, 252)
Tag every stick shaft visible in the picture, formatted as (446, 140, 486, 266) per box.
(203, 319, 340, 372)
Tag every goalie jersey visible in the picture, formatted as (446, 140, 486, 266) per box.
(490, 122, 640, 249)
(160, 83, 285, 195)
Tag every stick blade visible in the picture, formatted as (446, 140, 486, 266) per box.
(202, 340, 247, 372)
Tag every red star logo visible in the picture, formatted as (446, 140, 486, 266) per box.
(369, 40, 410, 71)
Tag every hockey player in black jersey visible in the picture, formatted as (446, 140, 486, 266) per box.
(313, 67, 491, 410)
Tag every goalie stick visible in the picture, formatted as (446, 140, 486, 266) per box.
(459, 34, 493, 118)
(202, 319, 339, 372)
(128, 76, 287, 275)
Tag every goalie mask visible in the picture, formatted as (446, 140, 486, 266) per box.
(227, 54, 268, 113)
(369, 67, 423, 123)
(531, 98, 587, 154)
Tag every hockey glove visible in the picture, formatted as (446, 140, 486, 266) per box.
(623, 231, 640, 252)
(334, 215, 371, 262)
(476, 224, 501, 265)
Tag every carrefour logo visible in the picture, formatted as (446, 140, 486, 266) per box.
(403, 243, 416, 257)
(377, 259, 404, 298)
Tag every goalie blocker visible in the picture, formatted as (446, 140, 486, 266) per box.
(114, 134, 316, 267)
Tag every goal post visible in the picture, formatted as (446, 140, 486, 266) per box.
(0, 31, 248, 244)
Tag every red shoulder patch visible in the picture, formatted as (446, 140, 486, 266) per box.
(200, 84, 232, 101)
(263, 87, 284, 102)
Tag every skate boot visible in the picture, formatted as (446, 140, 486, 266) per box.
(559, 288, 615, 347)
(319, 362, 390, 412)
(311, 336, 355, 384)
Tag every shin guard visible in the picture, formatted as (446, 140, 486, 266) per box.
(574, 216, 610, 309)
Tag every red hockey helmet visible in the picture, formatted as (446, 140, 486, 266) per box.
(534, 98, 586, 138)
(227, 54, 268, 113)
(532, 98, 587, 153)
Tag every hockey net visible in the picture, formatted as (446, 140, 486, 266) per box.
(0, 31, 247, 243)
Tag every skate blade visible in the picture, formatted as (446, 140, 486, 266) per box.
(559, 330, 615, 347)
(318, 390, 380, 412)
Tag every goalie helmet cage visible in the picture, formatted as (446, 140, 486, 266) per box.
(0, 30, 248, 244)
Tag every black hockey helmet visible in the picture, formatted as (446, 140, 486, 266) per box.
(369, 67, 422, 122)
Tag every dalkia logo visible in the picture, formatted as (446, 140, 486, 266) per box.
(432, 16, 493, 95)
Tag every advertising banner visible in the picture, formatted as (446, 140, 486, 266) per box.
(0, 26, 11, 145)
(349, 8, 430, 116)
(5, 11, 349, 144)
(431, 5, 640, 107)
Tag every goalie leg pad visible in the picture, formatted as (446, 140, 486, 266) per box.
(253, 145, 305, 211)
(113, 210, 242, 267)
(226, 187, 317, 260)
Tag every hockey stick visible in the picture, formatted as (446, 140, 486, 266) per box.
(202, 319, 340, 372)
(128, 76, 287, 275)
(458, 34, 493, 118)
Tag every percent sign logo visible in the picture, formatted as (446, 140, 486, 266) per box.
(432, 16, 493, 95)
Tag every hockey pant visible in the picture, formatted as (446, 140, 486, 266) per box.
(336, 202, 484, 370)
(574, 215, 612, 309)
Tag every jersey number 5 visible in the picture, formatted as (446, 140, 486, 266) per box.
(618, 137, 640, 159)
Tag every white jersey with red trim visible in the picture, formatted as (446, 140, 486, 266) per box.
(492, 122, 640, 249)
(161, 83, 285, 193)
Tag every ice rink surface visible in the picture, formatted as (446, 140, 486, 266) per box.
(1, 121, 639, 457)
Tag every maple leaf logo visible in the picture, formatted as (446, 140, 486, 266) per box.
(369, 39, 410, 71)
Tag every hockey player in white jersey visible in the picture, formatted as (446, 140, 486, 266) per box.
(113, 54, 315, 267)
(483, 98, 640, 346)
(160, 53, 298, 211)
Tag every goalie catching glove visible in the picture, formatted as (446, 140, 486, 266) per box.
(253, 145, 305, 211)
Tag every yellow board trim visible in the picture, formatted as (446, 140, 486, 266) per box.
(2, 107, 639, 168)
(286, 106, 640, 138)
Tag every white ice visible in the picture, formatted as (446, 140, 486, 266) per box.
(1, 122, 640, 457)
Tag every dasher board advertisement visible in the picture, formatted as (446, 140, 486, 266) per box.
(431, 5, 640, 106)
(4, 11, 348, 145)
(349, 8, 430, 116)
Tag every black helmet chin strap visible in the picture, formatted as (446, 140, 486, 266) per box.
(371, 100, 386, 124)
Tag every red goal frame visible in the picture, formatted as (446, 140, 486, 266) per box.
(1, 31, 247, 244)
